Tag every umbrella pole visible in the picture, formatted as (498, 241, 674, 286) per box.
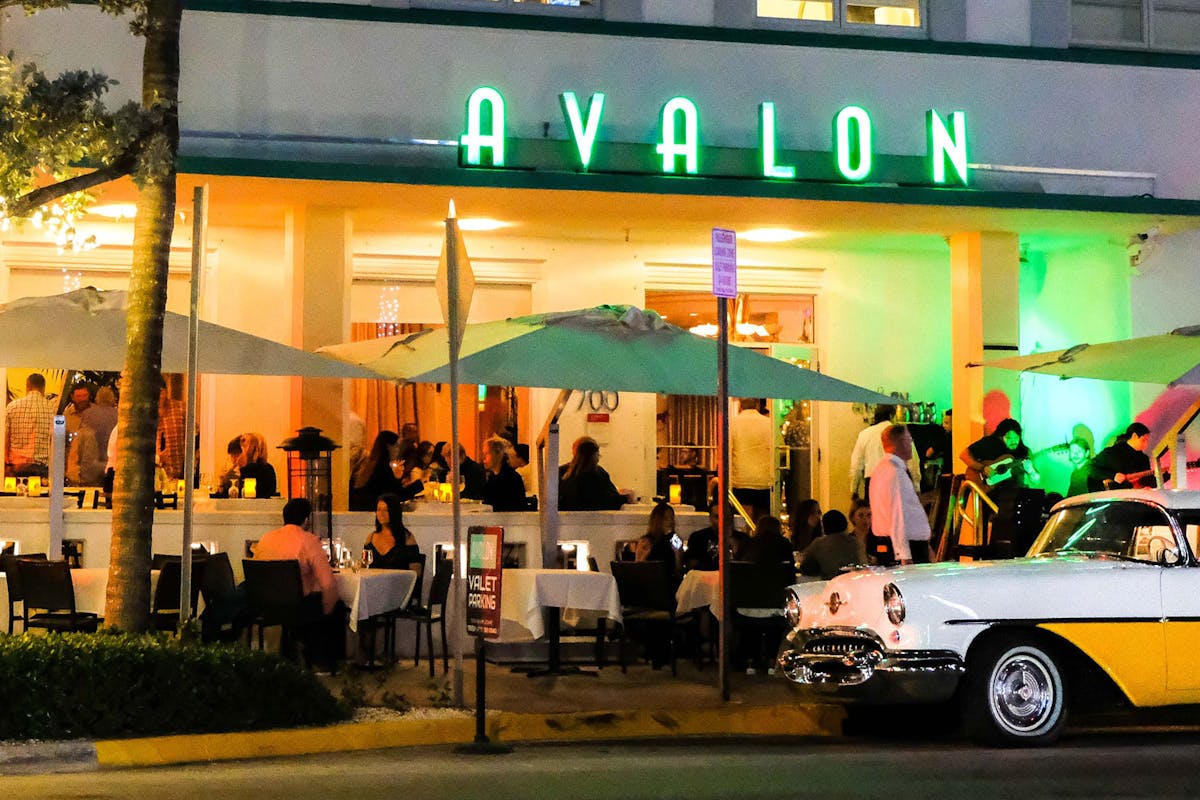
(536, 389, 572, 570)
(180, 185, 207, 630)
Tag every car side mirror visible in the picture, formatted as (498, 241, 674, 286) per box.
(1158, 546, 1182, 566)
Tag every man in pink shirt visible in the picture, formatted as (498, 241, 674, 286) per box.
(255, 498, 345, 669)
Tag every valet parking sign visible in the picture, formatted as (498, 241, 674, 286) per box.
(466, 525, 504, 638)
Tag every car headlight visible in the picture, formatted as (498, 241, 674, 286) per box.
(883, 582, 905, 626)
(784, 588, 803, 629)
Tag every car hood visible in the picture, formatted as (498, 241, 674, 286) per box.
(799, 555, 1164, 633)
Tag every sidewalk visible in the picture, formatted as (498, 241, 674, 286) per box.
(0, 656, 845, 774)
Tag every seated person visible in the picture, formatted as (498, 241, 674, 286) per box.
(684, 507, 720, 572)
(558, 436, 627, 511)
(215, 436, 242, 497)
(481, 436, 528, 512)
(737, 515, 794, 566)
(364, 493, 423, 573)
(236, 432, 278, 498)
(253, 498, 347, 671)
(799, 510, 867, 580)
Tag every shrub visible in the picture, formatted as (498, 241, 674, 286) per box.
(0, 632, 350, 740)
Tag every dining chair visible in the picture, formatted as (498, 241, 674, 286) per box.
(610, 560, 694, 675)
(727, 560, 795, 672)
(198, 552, 242, 643)
(241, 559, 308, 662)
(379, 553, 426, 660)
(151, 557, 207, 632)
(19, 559, 100, 633)
(395, 563, 451, 676)
(2, 552, 47, 634)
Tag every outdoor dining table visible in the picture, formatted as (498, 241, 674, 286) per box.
(500, 568, 622, 676)
(334, 567, 418, 633)
(675, 567, 799, 620)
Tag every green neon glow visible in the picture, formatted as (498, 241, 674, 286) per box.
(559, 91, 606, 171)
(758, 102, 796, 179)
(655, 96, 699, 175)
(927, 109, 968, 186)
(833, 106, 873, 182)
(460, 86, 506, 167)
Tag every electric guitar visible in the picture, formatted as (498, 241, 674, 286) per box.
(1100, 459, 1200, 490)
(965, 443, 1069, 488)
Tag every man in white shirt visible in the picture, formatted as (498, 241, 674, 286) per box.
(869, 424, 932, 564)
(849, 404, 920, 501)
(731, 397, 774, 522)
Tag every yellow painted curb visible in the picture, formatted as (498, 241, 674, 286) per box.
(93, 704, 844, 769)
(492, 705, 845, 743)
(94, 717, 477, 769)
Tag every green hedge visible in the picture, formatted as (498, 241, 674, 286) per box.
(0, 632, 350, 740)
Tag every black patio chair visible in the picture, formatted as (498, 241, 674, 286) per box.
(394, 562, 451, 677)
(20, 559, 99, 633)
(242, 559, 308, 661)
(151, 556, 207, 632)
(378, 553, 426, 660)
(610, 560, 695, 675)
(2, 552, 46, 634)
(728, 560, 795, 672)
(199, 552, 243, 643)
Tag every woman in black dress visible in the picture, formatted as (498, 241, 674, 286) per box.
(364, 492, 423, 574)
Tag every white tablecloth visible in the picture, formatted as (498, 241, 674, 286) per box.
(335, 568, 418, 632)
(500, 568, 622, 640)
(675, 568, 721, 618)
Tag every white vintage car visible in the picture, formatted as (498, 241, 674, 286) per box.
(777, 488, 1200, 746)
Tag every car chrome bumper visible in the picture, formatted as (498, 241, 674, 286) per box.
(777, 627, 965, 704)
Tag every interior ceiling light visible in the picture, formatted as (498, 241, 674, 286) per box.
(89, 203, 138, 220)
(456, 218, 509, 232)
(739, 227, 806, 243)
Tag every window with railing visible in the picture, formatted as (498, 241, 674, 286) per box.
(1071, 0, 1200, 52)
(757, 0, 924, 33)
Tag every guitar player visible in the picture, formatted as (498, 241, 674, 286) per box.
(1087, 422, 1153, 492)
(961, 418, 1041, 491)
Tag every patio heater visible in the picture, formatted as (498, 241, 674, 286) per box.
(279, 427, 340, 565)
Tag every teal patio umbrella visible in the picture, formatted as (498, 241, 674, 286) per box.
(321, 305, 892, 403)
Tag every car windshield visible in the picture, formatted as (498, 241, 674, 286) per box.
(1030, 500, 1177, 563)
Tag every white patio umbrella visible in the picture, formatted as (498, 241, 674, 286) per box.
(0, 287, 389, 621)
(974, 326, 1200, 386)
(0, 287, 385, 378)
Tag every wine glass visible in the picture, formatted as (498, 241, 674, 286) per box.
(361, 548, 374, 569)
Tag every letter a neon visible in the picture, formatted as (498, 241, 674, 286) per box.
(927, 109, 968, 186)
(655, 97, 699, 175)
(759, 102, 796, 180)
(559, 91, 606, 171)
(460, 87, 506, 167)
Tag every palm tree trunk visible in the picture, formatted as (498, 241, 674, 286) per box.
(105, 0, 182, 631)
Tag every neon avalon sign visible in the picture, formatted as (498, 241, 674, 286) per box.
(458, 87, 969, 186)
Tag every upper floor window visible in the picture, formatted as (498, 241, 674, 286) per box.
(757, 0, 923, 33)
(1071, 0, 1200, 52)
(410, 0, 598, 15)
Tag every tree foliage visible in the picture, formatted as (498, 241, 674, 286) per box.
(1, 0, 183, 631)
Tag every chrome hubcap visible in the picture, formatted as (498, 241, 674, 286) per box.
(990, 654, 1056, 734)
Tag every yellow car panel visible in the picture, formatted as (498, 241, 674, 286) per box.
(1040, 621, 1168, 706)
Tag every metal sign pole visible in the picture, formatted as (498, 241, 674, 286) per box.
(717, 295, 730, 702)
(711, 226, 737, 703)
